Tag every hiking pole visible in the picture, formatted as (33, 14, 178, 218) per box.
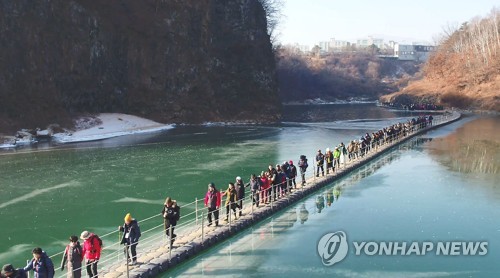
(201, 212, 204, 244)
(169, 226, 173, 260)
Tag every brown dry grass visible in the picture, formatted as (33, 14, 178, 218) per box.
(382, 11, 500, 112)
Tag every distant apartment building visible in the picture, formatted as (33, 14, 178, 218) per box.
(332, 39, 350, 50)
(318, 38, 351, 53)
(319, 40, 331, 52)
(356, 36, 385, 49)
(394, 44, 436, 61)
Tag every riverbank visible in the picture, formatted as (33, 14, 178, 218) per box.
(0, 113, 175, 148)
(52, 113, 174, 143)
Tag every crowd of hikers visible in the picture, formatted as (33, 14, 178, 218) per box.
(1, 115, 436, 278)
(380, 102, 444, 111)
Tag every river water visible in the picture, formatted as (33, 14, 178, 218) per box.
(0, 104, 498, 277)
(163, 113, 500, 277)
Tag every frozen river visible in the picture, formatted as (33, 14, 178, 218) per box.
(1, 104, 498, 277)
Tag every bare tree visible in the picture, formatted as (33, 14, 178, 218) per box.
(441, 22, 460, 40)
(258, 0, 285, 48)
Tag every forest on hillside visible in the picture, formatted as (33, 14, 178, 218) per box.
(276, 49, 420, 103)
(383, 9, 500, 111)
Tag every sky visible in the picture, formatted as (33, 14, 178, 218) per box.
(278, 0, 499, 46)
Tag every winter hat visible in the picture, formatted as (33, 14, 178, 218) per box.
(236, 176, 242, 181)
(326, 148, 330, 152)
(124, 213, 132, 223)
(289, 160, 293, 165)
(80, 231, 91, 240)
(2, 264, 14, 274)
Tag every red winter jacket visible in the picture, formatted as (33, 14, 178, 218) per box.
(82, 234, 102, 260)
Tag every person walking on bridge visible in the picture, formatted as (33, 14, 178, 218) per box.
(259, 171, 270, 203)
(347, 141, 355, 161)
(222, 183, 239, 222)
(60, 236, 83, 278)
(235, 177, 245, 217)
(204, 183, 221, 227)
(24, 247, 54, 278)
(333, 147, 341, 170)
(162, 198, 180, 245)
(325, 148, 333, 174)
(80, 231, 101, 278)
(298, 155, 308, 185)
(289, 160, 297, 189)
(246, 174, 261, 207)
(119, 213, 141, 265)
(316, 149, 325, 177)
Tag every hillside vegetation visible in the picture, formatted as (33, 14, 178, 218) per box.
(382, 9, 500, 111)
(277, 49, 420, 103)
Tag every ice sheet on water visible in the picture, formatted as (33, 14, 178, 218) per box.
(0, 181, 81, 209)
(52, 124, 175, 143)
(0, 244, 33, 262)
(112, 197, 163, 205)
(0, 143, 16, 149)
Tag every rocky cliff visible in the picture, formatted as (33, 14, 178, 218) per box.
(0, 0, 280, 132)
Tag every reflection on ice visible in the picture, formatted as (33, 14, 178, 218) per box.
(427, 116, 500, 174)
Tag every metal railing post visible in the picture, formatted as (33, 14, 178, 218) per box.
(251, 194, 254, 220)
(313, 155, 316, 181)
(271, 185, 274, 210)
(201, 212, 204, 244)
(169, 226, 173, 259)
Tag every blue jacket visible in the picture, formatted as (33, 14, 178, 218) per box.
(120, 219, 141, 245)
(24, 252, 54, 278)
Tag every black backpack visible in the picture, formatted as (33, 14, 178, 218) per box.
(299, 155, 308, 169)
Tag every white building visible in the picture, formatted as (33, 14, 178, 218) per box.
(317, 38, 352, 52)
(331, 39, 350, 50)
(394, 44, 436, 61)
(318, 41, 331, 53)
(356, 36, 385, 49)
